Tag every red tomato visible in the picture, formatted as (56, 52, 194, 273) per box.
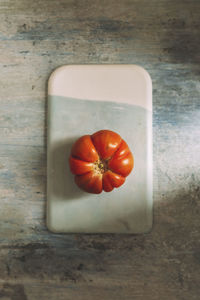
(69, 130, 134, 194)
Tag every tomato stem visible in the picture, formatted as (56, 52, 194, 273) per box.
(94, 159, 108, 174)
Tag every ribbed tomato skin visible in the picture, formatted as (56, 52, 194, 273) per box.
(102, 170, 125, 192)
(69, 130, 134, 194)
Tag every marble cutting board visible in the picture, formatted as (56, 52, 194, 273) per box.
(47, 65, 152, 233)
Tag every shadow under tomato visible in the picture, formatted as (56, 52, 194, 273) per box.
(50, 137, 88, 201)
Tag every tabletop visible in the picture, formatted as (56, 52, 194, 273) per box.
(0, 1, 200, 299)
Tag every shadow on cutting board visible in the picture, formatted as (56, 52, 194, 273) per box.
(50, 137, 87, 201)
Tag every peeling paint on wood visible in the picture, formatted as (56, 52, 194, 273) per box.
(0, 0, 200, 299)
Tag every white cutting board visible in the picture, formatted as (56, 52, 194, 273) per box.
(47, 65, 152, 233)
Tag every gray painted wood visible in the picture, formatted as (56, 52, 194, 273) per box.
(0, 0, 200, 299)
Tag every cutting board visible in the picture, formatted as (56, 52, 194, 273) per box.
(47, 65, 152, 233)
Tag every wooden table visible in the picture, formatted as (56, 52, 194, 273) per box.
(0, 1, 199, 299)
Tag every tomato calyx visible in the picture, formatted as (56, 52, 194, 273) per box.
(93, 158, 108, 174)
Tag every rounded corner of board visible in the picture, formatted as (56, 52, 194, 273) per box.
(132, 65, 152, 83)
(48, 65, 71, 94)
(46, 219, 60, 233)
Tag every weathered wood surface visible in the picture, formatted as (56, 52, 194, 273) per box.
(0, 0, 200, 299)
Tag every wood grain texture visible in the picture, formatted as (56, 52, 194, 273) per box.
(0, 0, 200, 299)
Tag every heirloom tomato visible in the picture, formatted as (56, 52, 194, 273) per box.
(69, 130, 134, 194)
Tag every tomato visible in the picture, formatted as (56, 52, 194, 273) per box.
(69, 130, 134, 194)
